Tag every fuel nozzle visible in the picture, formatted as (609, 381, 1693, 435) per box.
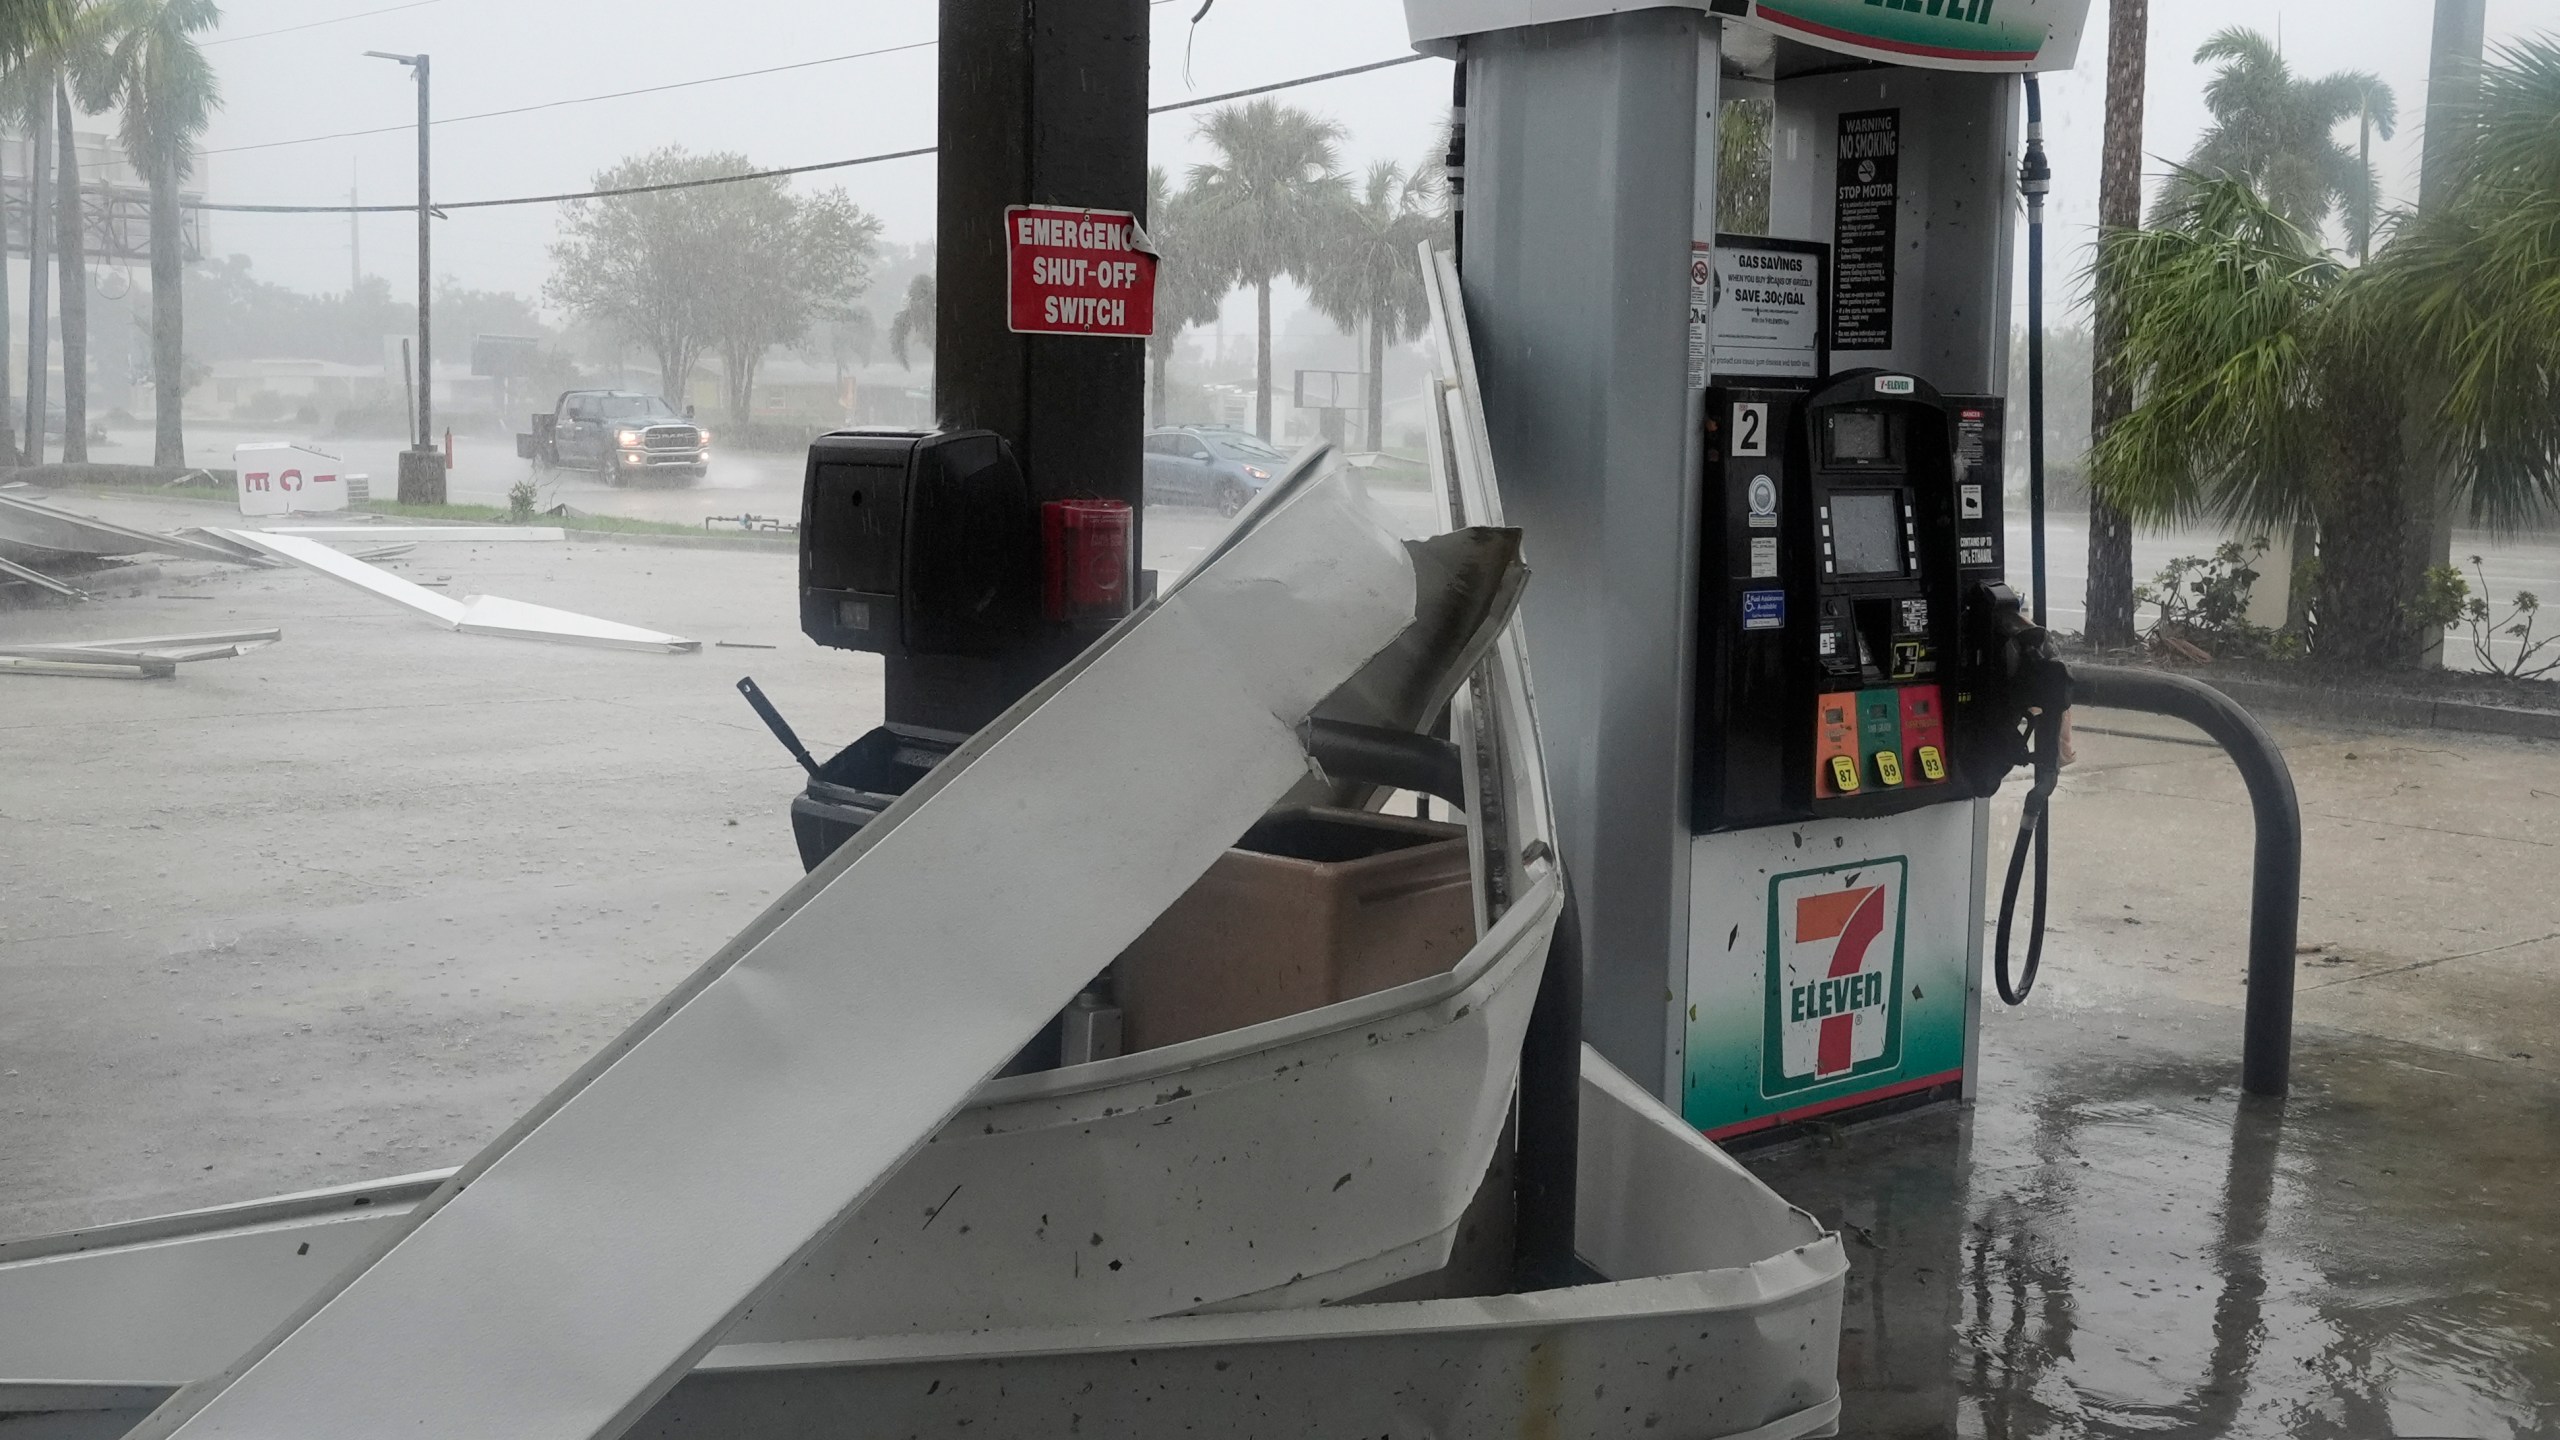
(1963, 582, 2066, 786)
(1972, 578, 2068, 1007)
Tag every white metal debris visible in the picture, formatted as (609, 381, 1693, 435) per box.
(219, 528, 696, 652)
(0, 553, 86, 599)
(0, 655, 169, 679)
(0, 630, 281, 668)
(0, 1050, 1847, 1440)
(259, 525, 567, 543)
(218, 529, 465, 626)
(452, 594, 701, 654)
(129, 461, 1429, 1440)
(0, 494, 269, 567)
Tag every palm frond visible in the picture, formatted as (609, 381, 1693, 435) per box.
(2364, 37, 2560, 529)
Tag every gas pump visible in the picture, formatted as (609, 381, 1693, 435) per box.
(1407, 0, 2088, 1141)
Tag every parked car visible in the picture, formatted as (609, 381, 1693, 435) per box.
(517, 390, 709, 484)
(1141, 426, 1289, 516)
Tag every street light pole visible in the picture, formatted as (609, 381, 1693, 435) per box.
(369, 49, 442, 503)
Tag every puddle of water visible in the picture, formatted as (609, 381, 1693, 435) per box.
(1745, 1005, 2560, 1438)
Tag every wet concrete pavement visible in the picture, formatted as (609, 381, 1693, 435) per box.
(1750, 996, 2560, 1438)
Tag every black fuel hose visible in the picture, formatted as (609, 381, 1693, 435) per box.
(1992, 705, 2062, 1005)
(1995, 72, 2058, 1005)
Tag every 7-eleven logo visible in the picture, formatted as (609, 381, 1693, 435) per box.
(1763, 859, 1906, 1096)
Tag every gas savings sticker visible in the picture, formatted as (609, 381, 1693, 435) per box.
(1764, 859, 1906, 1094)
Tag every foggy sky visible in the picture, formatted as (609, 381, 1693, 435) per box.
(180, 0, 2552, 333)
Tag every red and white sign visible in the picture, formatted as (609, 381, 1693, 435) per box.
(1005, 204, 1156, 338)
(1773, 865, 1904, 1084)
(233, 442, 348, 517)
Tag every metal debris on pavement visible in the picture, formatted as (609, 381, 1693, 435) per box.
(223, 528, 696, 653)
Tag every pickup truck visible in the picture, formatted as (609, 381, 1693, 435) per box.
(516, 390, 710, 484)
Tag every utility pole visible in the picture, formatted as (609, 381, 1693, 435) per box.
(350, 160, 362, 296)
(2413, 0, 2485, 664)
(369, 50, 441, 504)
(2083, 0, 2147, 652)
(918, 0, 1146, 734)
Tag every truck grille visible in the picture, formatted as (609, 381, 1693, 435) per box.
(642, 425, 700, 451)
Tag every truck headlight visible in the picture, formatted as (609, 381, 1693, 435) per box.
(616, 429, 642, 447)
(696, 430, 712, 448)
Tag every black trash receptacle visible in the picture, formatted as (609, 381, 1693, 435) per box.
(789, 724, 959, 872)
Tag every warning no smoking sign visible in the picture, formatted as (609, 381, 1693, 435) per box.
(1005, 204, 1157, 338)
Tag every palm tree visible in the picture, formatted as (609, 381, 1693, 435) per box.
(2368, 37, 2560, 532)
(2344, 74, 2398, 261)
(2, 59, 54, 463)
(2155, 29, 2392, 244)
(2083, 0, 2149, 650)
(1305, 160, 1438, 452)
(2092, 178, 2422, 662)
(0, 3, 69, 64)
(887, 273, 933, 369)
(0, 0, 72, 463)
(53, 10, 123, 465)
(1141, 165, 1230, 426)
(1186, 99, 1348, 440)
(96, 0, 219, 468)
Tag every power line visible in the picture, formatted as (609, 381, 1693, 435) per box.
(194, 147, 938, 213)
(204, 38, 938, 155)
(188, 52, 1434, 216)
(205, 0, 444, 48)
(1149, 53, 1425, 113)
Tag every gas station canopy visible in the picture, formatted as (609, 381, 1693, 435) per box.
(1404, 0, 2091, 71)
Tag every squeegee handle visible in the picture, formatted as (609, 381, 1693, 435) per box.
(736, 676, 820, 775)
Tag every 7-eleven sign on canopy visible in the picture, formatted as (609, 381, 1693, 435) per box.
(1764, 859, 1907, 1095)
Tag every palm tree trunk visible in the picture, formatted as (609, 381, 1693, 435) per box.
(2311, 402, 2421, 665)
(1364, 313, 1385, 452)
(1150, 336, 1170, 424)
(148, 151, 184, 467)
(2084, 0, 2147, 650)
(0, 139, 16, 465)
(55, 81, 87, 465)
(24, 95, 50, 467)
(1254, 275, 1272, 440)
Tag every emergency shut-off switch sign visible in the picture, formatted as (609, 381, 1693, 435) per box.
(1006, 204, 1157, 337)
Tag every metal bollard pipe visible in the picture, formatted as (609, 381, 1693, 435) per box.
(2066, 664, 2302, 1096)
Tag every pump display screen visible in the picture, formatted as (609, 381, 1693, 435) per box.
(1831, 491, 1904, 575)
(1826, 410, 1895, 464)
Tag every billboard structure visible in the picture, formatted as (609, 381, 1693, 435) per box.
(0, 130, 204, 264)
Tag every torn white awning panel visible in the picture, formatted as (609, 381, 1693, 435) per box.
(218, 528, 465, 628)
(456, 594, 699, 653)
(222, 529, 695, 651)
(134, 461, 1423, 1440)
(0, 495, 267, 567)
